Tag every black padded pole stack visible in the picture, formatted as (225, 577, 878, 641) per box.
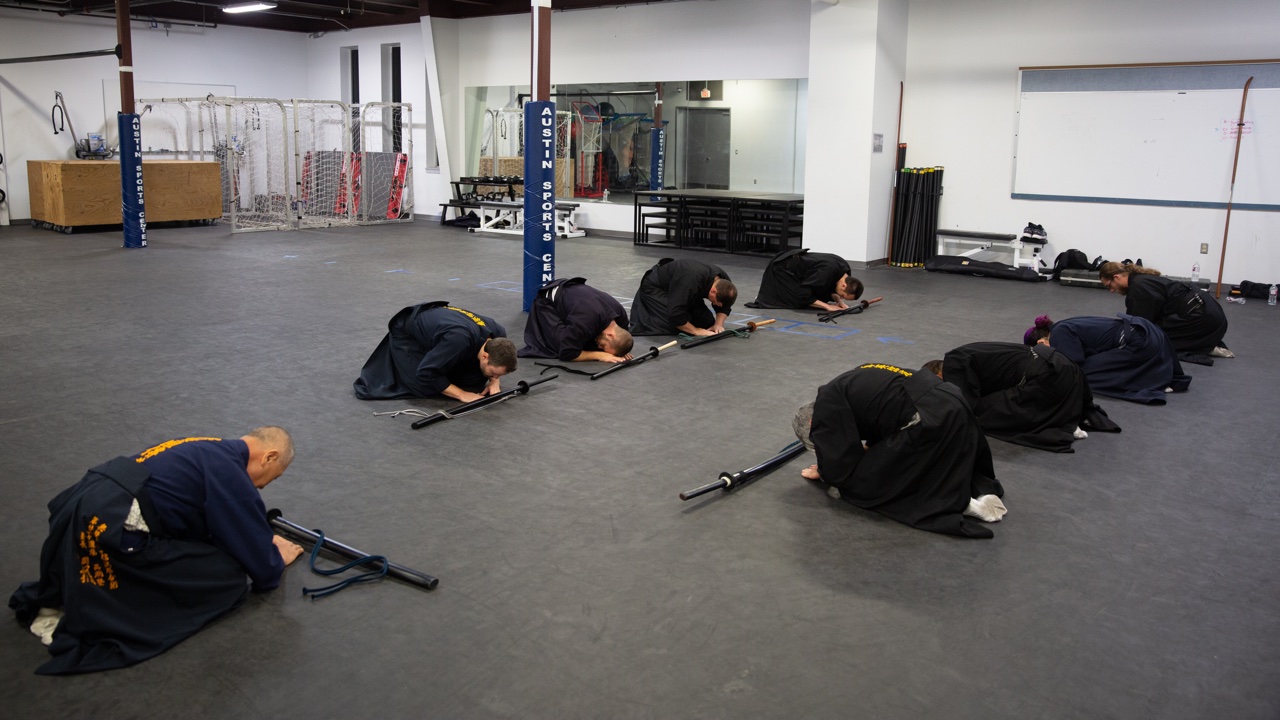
(889, 166, 944, 268)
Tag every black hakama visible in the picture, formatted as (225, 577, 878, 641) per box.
(1124, 274, 1228, 355)
(943, 342, 1119, 453)
(1049, 314, 1191, 405)
(810, 364, 1004, 538)
(519, 277, 628, 361)
(746, 248, 852, 309)
(629, 258, 734, 336)
(353, 302, 506, 399)
(10, 457, 252, 675)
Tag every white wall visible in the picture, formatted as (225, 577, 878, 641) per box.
(803, 0, 882, 262)
(0, 9, 308, 223)
(902, 0, 1280, 282)
(454, 1, 811, 89)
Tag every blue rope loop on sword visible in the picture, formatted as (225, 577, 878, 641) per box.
(301, 529, 390, 600)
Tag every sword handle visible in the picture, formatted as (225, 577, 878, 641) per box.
(679, 475, 730, 501)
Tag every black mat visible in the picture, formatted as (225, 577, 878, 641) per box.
(1, 220, 1276, 719)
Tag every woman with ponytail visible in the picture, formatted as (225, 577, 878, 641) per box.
(1024, 314, 1191, 404)
(1096, 262, 1230, 363)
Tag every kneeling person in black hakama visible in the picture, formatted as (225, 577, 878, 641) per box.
(1097, 261, 1231, 365)
(519, 277, 634, 363)
(10, 428, 304, 675)
(940, 341, 1119, 453)
(746, 248, 864, 312)
(354, 302, 517, 403)
(629, 258, 737, 337)
(793, 363, 1006, 538)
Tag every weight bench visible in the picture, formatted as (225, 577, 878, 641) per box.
(439, 201, 481, 224)
(937, 229, 1046, 270)
(468, 200, 586, 239)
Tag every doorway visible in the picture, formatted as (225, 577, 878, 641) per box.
(679, 107, 730, 190)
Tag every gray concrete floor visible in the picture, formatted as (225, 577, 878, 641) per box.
(1, 219, 1277, 719)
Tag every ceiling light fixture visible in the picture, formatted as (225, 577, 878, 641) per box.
(223, 1, 277, 13)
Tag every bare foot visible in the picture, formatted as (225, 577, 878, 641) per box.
(801, 464, 821, 481)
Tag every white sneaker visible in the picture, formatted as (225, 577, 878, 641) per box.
(1210, 346, 1235, 358)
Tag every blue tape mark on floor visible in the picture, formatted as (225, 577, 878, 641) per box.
(449, 278, 461, 281)
(324, 261, 337, 264)
(476, 280, 522, 292)
(283, 255, 298, 258)
(727, 313, 860, 340)
(773, 321, 861, 340)
(876, 336, 914, 344)
(385, 269, 410, 273)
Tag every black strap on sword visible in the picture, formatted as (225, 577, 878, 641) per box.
(534, 361, 593, 376)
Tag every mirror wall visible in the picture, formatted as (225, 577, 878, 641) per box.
(464, 79, 807, 200)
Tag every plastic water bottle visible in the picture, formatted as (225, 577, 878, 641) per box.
(1269, 284, 1278, 306)
(1190, 262, 1200, 284)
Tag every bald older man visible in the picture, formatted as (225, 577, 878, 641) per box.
(11, 427, 304, 675)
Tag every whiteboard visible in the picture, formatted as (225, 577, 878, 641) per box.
(1013, 82, 1278, 211)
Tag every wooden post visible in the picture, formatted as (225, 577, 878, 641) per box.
(115, 0, 134, 112)
(530, 0, 551, 103)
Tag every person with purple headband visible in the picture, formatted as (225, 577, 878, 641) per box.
(1024, 314, 1191, 405)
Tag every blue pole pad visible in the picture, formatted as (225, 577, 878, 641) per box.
(650, 127, 665, 191)
(522, 101, 557, 312)
(118, 113, 147, 249)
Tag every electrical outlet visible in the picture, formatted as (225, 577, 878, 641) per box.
(1200, 243, 1209, 254)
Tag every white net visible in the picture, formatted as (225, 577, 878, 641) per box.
(136, 98, 216, 161)
(359, 102, 414, 224)
(290, 100, 356, 228)
(211, 97, 291, 232)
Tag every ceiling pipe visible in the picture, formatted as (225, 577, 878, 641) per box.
(0, 1, 217, 26)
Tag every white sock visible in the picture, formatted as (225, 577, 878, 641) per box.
(1165, 386, 1174, 393)
(826, 486, 841, 500)
(29, 608, 63, 646)
(1073, 426, 1089, 439)
(964, 495, 1008, 522)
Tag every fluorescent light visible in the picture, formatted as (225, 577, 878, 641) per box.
(223, 1, 276, 13)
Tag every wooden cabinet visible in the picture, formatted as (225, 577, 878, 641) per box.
(27, 160, 221, 228)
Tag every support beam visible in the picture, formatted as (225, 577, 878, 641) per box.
(116, 0, 147, 248)
(523, 0, 553, 311)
